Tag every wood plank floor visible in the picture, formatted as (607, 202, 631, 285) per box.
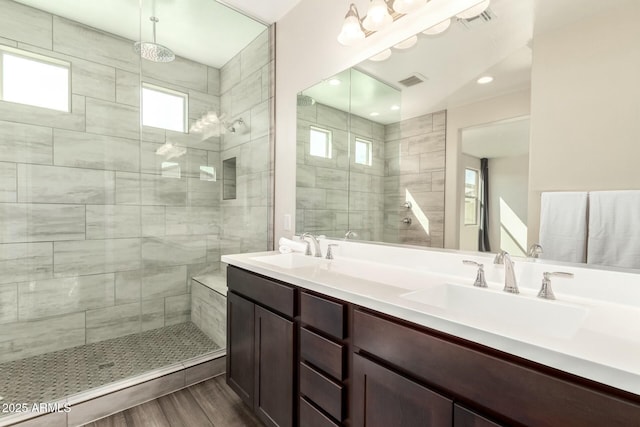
(83, 376, 263, 427)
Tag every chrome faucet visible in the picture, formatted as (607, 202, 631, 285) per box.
(527, 243, 543, 258)
(302, 232, 322, 258)
(501, 251, 519, 294)
(344, 230, 358, 240)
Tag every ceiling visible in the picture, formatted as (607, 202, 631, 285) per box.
(461, 117, 530, 159)
(14, 0, 267, 68)
(217, 0, 302, 24)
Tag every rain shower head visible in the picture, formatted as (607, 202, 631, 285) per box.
(134, 17, 175, 63)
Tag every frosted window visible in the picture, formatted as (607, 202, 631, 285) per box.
(142, 83, 187, 133)
(355, 138, 372, 166)
(1, 51, 69, 112)
(310, 126, 332, 158)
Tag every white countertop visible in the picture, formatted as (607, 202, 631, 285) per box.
(222, 243, 640, 397)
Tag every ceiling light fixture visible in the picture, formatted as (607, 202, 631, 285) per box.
(362, 0, 393, 32)
(456, 0, 490, 20)
(477, 75, 494, 84)
(392, 0, 426, 14)
(391, 105, 400, 111)
(369, 49, 392, 62)
(393, 35, 418, 50)
(422, 18, 451, 35)
(328, 78, 342, 86)
(370, 112, 380, 117)
(337, 3, 365, 46)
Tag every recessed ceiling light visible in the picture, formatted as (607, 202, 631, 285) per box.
(393, 35, 418, 50)
(328, 78, 341, 86)
(369, 49, 392, 62)
(391, 105, 400, 111)
(477, 76, 494, 84)
(370, 112, 380, 117)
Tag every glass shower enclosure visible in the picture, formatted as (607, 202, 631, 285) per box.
(0, 0, 273, 422)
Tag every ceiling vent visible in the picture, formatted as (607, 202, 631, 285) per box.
(398, 73, 427, 87)
(459, 7, 496, 30)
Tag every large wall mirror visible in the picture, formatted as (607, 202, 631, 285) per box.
(296, 0, 640, 269)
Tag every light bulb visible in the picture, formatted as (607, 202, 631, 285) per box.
(393, 35, 418, 50)
(362, 0, 393, 32)
(456, 0, 490, 20)
(477, 76, 494, 84)
(338, 4, 365, 46)
(369, 49, 392, 62)
(392, 0, 426, 14)
(422, 18, 451, 35)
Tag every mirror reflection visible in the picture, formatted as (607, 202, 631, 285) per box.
(296, 0, 640, 270)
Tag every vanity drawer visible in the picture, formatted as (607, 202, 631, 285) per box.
(227, 266, 295, 318)
(300, 292, 345, 339)
(300, 362, 343, 421)
(300, 397, 340, 427)
(353, 309, 640, 427)
(300, 327, 344, 380)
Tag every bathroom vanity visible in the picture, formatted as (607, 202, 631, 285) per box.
(223, 243, 640, 427)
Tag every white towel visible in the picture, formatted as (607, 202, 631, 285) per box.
(539, 192, 588, 263)
(587, 190, 640, 269)
(278, 237, 308, 254)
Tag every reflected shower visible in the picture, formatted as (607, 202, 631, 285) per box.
(134, 16, 175, 62)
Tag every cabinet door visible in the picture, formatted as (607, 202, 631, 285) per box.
(352, 354, 452, 427)
(454, 404, 503, 427)
(227, 291, 255, 408)
(255, 305, 294, 427)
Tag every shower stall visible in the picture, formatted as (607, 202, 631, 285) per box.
(0, 0, 273, 424)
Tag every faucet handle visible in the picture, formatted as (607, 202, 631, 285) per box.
(527, 243, 544, 258)
(326, 244, 339, 260)
(538, 271, 574, 300)
(462, 260, 488, 288)
(493, 250, 507, 264)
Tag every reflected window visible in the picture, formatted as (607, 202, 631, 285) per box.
(464, 168, 479, 225)
(161, 161, 181, 178)
(309, 126, 332, 158)
(0, 46, 70, 112)
(142, 83, 188, 133)
(355, 138, 372, 166)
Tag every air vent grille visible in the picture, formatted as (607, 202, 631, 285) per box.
(459, 7, 496, 30)
(398, 74, 426, 87)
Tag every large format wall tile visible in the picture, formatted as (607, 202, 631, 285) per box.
(140, 174, 187, 206)
(0, 312, 85, 363)
(142, 55, 208, 92)
(115, 270, 141, 305)
(0, 121, 52, 165)
(164, 294, 190, 326)
(142, 206, 166, 236)
(18, 273, 115, 320)
(0, 203, 85, 243)
(165, 207, 219, 235)
(115, 171, 140, 205)
(53, 16, 138, 72)
(17, 164, 115, 204)
(54, 238, 141, 276)
(54, 129, 140, 173)
(241, 30, 270, 79)
(86, 205, 141, 239)
(141, 236, 207, 267)
(230, 70, 262, 117)
(0, 0, 52, 49)
(0, 242, 52, 284)
(86, 303, 140, 343)
(116, 69, 139, 107)
(141, 265, 187, 301)
(0, 162, 17, 202)
(141, 298, 164, 331)
(86, 98, 140, 140)
(0, 94, 86, 131)
(0, 283, 17, 324)
(207, 67, 221, 96)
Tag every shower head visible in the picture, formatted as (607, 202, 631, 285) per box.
(134, 17, 175, 63)
(297, 94, 316, 106)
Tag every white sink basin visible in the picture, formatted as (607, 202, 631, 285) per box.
(250, 253, 323, 269)
(401, 283, 589, 339)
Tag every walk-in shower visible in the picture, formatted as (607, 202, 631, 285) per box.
(0, 0, 273, 424)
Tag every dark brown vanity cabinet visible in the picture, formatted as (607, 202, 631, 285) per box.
(227, 267, 295, 427)
(299, 292, 348, 427)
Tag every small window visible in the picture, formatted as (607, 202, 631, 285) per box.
(309, 126, 332, 158)
(355, 138, 372, 166)
(464, 168, 479, 225)
(0, 46, 70, 112)
(142, 83, 188, 133)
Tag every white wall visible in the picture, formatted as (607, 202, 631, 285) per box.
(459, 154, 480, 251)
(445, 89, 531, 248)
(527, 1, 640, 244)
(274, 0, 489, 241)
(489, 155, 529, 256)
